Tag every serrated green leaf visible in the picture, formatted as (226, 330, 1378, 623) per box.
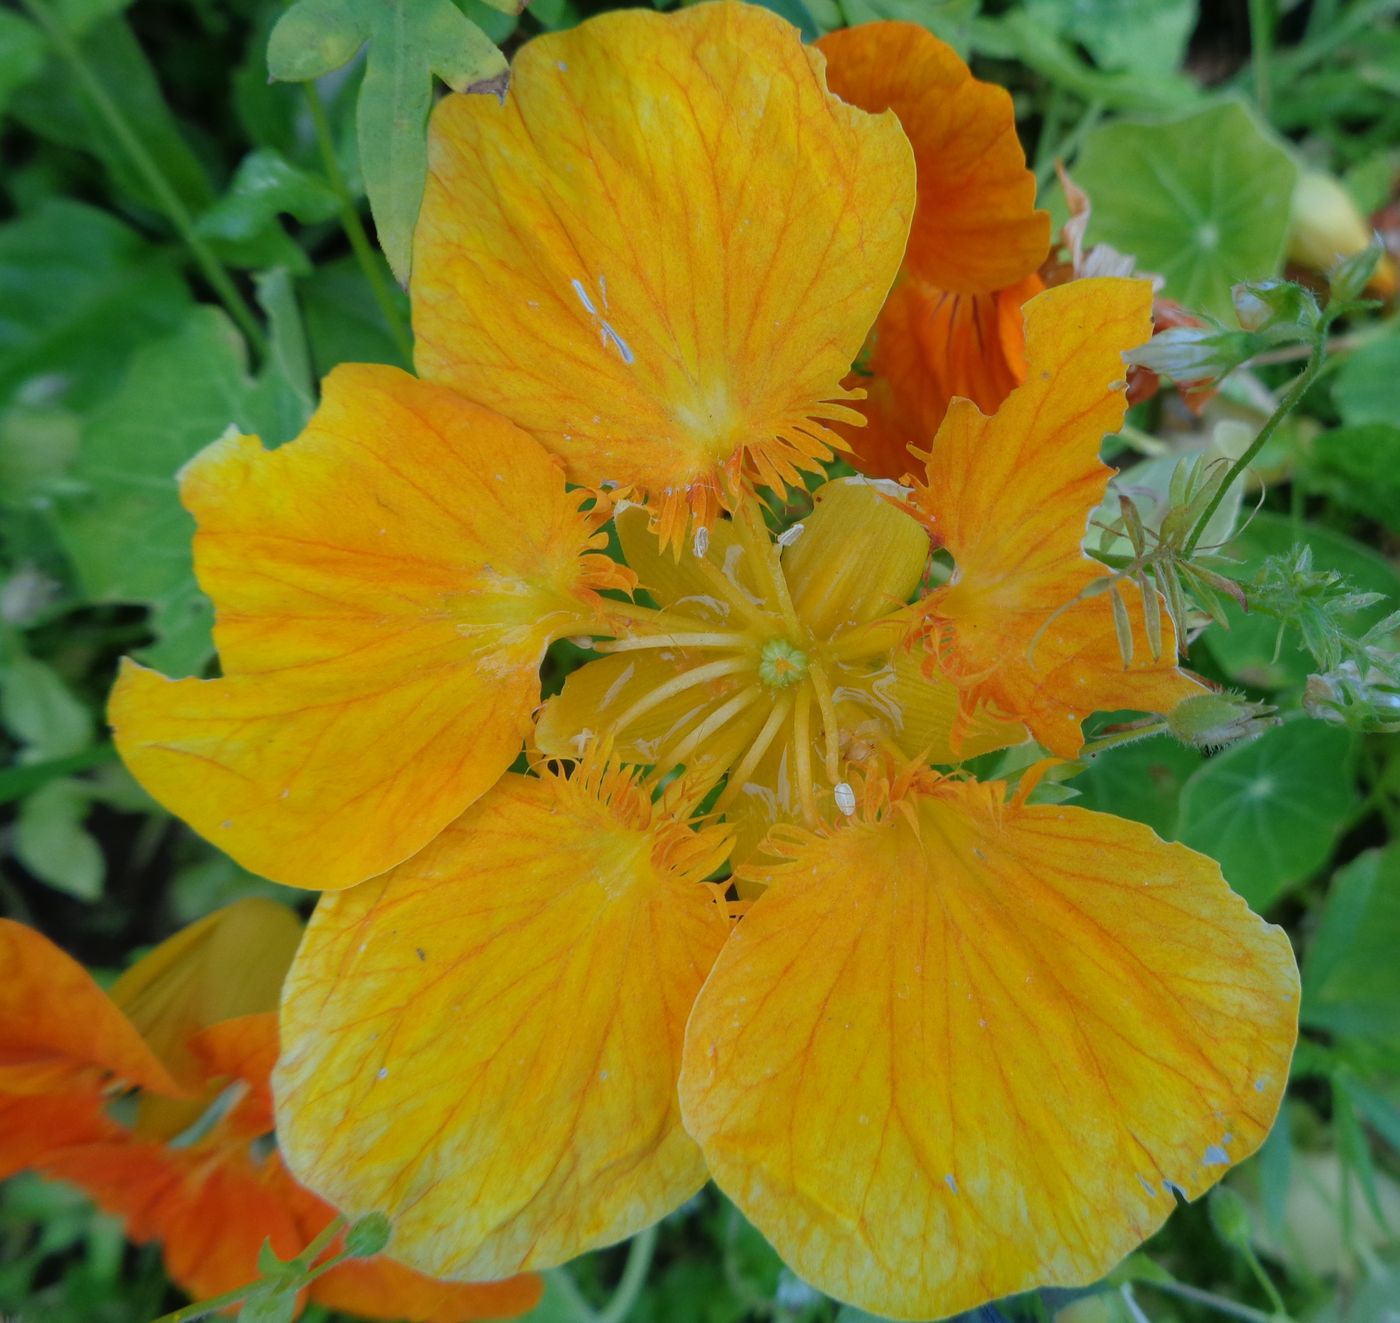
(1176, 719, 1355, 910)
(15, 778, 104, 900)
(1074, 100, 1299, 319)
(0, 199, 190, 411)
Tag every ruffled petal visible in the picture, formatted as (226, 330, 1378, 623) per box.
(412, 4, 915, 545)
(914, 279, 1203, 756)
(275, 768, 732, 1279)
(680, 777, 1299, 1320)
(111, 364, 618, 891)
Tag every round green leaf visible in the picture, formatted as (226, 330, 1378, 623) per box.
(1074, 100, 1299, 320)
(1177, 719, 1356, 910)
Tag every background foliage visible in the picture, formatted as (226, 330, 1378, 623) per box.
(1, 0, 1399, 1320)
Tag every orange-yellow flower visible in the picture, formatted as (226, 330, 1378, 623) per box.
(815, 21, 1051, 482)
(0, 904, 541, 1321)
(103, 6, 1299, 1320)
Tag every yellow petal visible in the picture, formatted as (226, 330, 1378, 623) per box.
(680, 777, 1299, 1320)
(915, 279, 1203, 756)
(275, 768, 732, 1279)
(412, 4, 915, 542)
(783, 478, 929, 638)
(816, 21, 1048, 295)
(615, 505, 760, 617)
(111, 364, 618, 891)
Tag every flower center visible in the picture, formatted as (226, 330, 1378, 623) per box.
(758, 638, 810, 688)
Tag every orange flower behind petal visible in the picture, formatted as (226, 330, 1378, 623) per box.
(1, 917, 539, 1322)
(275, 765, 733, 1280)
(680, 775, 1299, 1320)
(816, 22, 1049, 481)
(412, 3, 915, 546)
(846, 273, 1041, 482)
(914, 278, 1204, 756)
(816, 22, 1048, 295)
(111, 364, 622, 892)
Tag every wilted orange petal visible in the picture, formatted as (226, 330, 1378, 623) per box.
(275, 769, 732, 1279)
(111, 364, 617, 891)
(817, 22, 1048, 295)
(680, 778, 1299, 1319)
(412, 4, 914, 542)
(916, 279, 1203, 756)
(842, 275, 1040, 482)
(0, 919, 180, 1098)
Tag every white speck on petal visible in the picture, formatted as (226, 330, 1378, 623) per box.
(777, 522, 805, 548)
(376, 1068, 388, 1081)
(693, 526, 710, 558)
(834, 782, 856, 816)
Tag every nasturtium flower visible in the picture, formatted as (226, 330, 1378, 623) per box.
(410, 2, 916, 550)
(815, 21, 1051, 482)
(0, 903, 540, 1320)
(106, 5, 1300, 1320)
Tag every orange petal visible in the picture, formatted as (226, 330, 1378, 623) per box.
(275, 767, 732, 1279)
(680, 777, 1299, 1319)
(816, 22, 1048, 295)
(412, 4, 915, 544)
(111, 364, 619, 891)
(0, 919, 180, 1098)
(915, 279, 1203, 756)
(842, 274, 1041, 482)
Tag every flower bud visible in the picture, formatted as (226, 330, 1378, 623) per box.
(1126, 326, 1258, 384)
(344, 1211, 393, 1258)
(1231, 278, 1319, 336)
(1167, 692, 1276, 750)
(1288, 170, 1396, 299)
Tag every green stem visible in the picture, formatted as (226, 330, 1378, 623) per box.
(1077, 721, 1171, 758)
(1136, 1277, 1287, 1323)
(145, 1217, 345, 1323)
(1241, 1244, 1291, 1319)
(1183, 329, 1330, 558)
(1034, 98, 1105, 190)
(147, 1282, 255, 1323)
(303, 83, 414, 365)
(596, 1224, 658, 1323)
(18, 0, 267, 356)
(1248, 0, 1274, 114)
